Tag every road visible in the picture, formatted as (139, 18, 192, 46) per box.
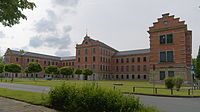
(1, 82, 200, 112)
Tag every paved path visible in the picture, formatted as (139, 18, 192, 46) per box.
(0, 82, 51, 93)
(0, 97, 57, 112)
(137, 95, 200, 112)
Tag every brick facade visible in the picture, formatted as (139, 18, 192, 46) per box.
(3, 13, 193, 84)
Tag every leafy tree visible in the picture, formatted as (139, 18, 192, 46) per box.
(0, 57, 3, 63)
(4, 63, 22, 82)
(75, 69, 82, 75)
(83, 69, 93, 80)
(45, 65, 59, 78)
(60, 67, 74, 78)
(174, 76, 184, 91)
(164, 77, 175, 89)
(25, 62, 42, 80)
(195, 46, 200, 80)
(0, 64, 4, 81)
(0, 0, 36, 27)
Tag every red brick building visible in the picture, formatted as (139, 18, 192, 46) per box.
(3, 13, 193, 84)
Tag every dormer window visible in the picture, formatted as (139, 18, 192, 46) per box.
(163, 21, 168, 25)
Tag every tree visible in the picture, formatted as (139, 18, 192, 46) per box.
(164, 77, 175, 89)
(60, 67, 74, 78)
(45, 65, 59, 78)
(25, 62, 42, 80)
(83, 69, 93, 80)
(0, 64, 4, 81)
(4, 63, 22, 82)
(195, 46, 200, 80)
(0, 0, 36, 27)
(174, 76, 184, 91)
(75, 68, 82, 79)
(0, 57, 3, 63)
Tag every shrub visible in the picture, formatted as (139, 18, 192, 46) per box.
(175, 76, 184, 91)
(48, 84, 157, 112)
(165, 77, 175, 89)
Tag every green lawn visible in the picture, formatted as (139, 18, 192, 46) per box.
(0, 88, 48, 106)
(1, 78, 200, 96)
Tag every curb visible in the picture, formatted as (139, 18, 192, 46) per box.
(122, 92, 200, 98)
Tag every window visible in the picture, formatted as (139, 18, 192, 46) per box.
(138, 75, 140, 79)
(100, 57, 103, 62)
(63, 63, 65, 66)
(93, 56, 96, 62)
(52, 62, 54, 65)
(36, 60, 38, 62)
(85, 57, 88, 62)
(116, 66, 119, 71)
(132, 58, 135, 62)
(85, 48, 88, 54)
(116, 59, 119, 63)
(16, 58, 19, 62)
(168, 71, 174, 77)
(160, 51, 174, 62)
(143, 65, 147, 71)
(144, 75, 147, 79)
(121, 66, 124, 72)
(78, 58, 81, 62)
(93, 64, 96, 70)
(160, 71, 165, 80)
(137, 57, 140, 62)
(126, 58, 129, 63)
(93, 48, 96, 53)
(32, 59, 34, 62)
(100, 65, 102, 71)
(77, 50, 80, 55)
(116, 75, 119, 79)
(72, 62, 74, 66)
(48, 61, 50, 65)
(66, 62, 68, 66)
(69, 62, 71, 66)
(126, 75, 129, 79)
(44, 61, 46, 65)
(85, 64, 87, 69)
(143, 57, 147, 62)
(121, 75, 124, 79)
(137, 65, 140, 71)
(27, 58, 29, 62)
(132, 65, 135, 71)
(132, 75, 135, 79)
(121, 58, 124, 63)
(163, 21, 168, 25)
(126, 66, 129, 71)
(160, 34, 173, 44)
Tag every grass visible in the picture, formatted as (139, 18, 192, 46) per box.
(1, 78, 200, 96)
(0, 88, 48, 106)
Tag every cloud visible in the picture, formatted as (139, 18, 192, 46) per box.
(0, 31, 5, 38)
(52, 0, 79, 7)
(55, 50, 71, 57)
(29, 36, 43, 48)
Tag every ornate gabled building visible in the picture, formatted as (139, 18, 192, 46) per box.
(3, 13, 193, 84)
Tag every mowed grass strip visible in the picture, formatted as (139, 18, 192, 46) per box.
(0, 88, 48, 106)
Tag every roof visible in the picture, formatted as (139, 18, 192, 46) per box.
(113, 49, 150, 57)
(9, 49, 75, 61)
(61, 56, 76, 60)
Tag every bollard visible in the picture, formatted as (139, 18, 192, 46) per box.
(133, 87, 135, 93)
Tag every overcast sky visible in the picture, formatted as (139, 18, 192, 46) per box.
(0, 0, 200, 58)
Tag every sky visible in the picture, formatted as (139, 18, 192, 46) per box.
(0, 0, 200, 58)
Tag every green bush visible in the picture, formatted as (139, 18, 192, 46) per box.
(175, 76, 184, 91)
(165, 77, 175, 89)
(48, 84, 158, 112)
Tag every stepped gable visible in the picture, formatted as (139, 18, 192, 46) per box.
(148, 13, 187, 33)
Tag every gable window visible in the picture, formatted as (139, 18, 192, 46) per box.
(160, 71, 165, 80)
(160, 34, 173, 44)
(168, 71, 174, 77)
(160, 51, 174, 62)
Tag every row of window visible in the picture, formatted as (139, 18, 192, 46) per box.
(103, 74, 147, 80)
(116, 65, 147, 72)
(62, 62, 75, 66)
(77, 48, 111, 56)
(116, 57, 147, 64)
(160, 71, 174, 80)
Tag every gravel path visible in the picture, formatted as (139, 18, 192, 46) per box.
(0, 97, 58, 112)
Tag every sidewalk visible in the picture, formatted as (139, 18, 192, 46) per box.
(0, 97, 57, 112)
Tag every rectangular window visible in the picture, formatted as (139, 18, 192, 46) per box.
(132, 58, 135, 63)
(160, 35, 166, 44)
(126, 75, 129, 79)
(137, 57, 140, 62)
(121, 66, 124, 72)
(144, 75, 147, 79)
(93, 56, 96, 62)
(16, 58, 19, 62)
(44, 61, 46, 64)
(27, 58, 29, 62)
(160, 71, 165, 80)
(167, 51, 174, 62)
(48, 61, 51, 65)
(126, 66, 129, 71)
(167, 34, 173, 44)
(93, 48, 96, 53)
(137, 65, 140, 71)
(138, 75, 140, 79)
(78, 58, 81, 62)
(143, 57, 147, 62)
(85, 57, 88, 62)
(116, 59, 119, 63)
(116, 75, 119, 79)
(85, 64, 87, 69)
(168, 71, 174, 77)
(160, 52, 166, 62)
(121, 58, 124, 63)
(116, 66, 119, 71)
(32, 59, 34, 62)
(121, 75, 124, 79)
(72, 62, 74, 66)
(143, 65, 147, 71)
(132, 65, 135, 71)
(85, 48, 88, 54)
(93, 64, 96, 70)
(77, 50, 80, 55)
(126, 58, 129, 63)
(132, 75, 135, 79)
